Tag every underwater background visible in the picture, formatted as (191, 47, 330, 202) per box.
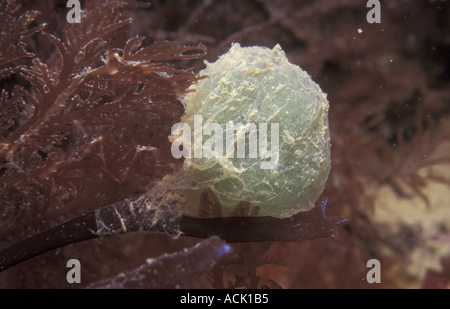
(0, 0, 449, 288)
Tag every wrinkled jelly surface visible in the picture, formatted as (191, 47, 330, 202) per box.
(180, 43, 330, 218)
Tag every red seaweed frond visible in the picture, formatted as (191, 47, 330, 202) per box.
(0, 0, 206, 241)
(0, 0, 46, 78)
(373, 108, 450, 207)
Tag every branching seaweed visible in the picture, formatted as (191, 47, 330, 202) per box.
(0, 0, 46, 78)
(0, 0, 205, 242)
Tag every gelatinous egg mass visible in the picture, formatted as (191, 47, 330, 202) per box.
(179, 43, 330, 218)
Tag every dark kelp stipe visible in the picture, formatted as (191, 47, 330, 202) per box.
(0, 198, 346, 271)
(180, 198, 347, 242)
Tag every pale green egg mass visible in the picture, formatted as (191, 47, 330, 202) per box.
(179, 43, 330, 218)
